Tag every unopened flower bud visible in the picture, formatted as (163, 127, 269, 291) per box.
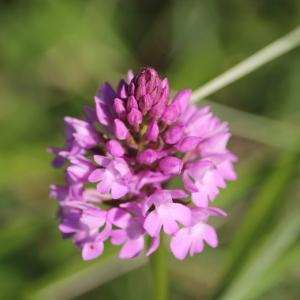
(137, 149, 158, 165)
(117, 80, 128, 99)
(106, 140, 125, 157)
(175, 136, 201, 152)
(164, 125, 184, 144)
(127, 108, 142, 128)
(159, 156, 183, 175)
(162, 104, 179, 124)
(150, 101, 166, 119)
(135, 76, 147, 99)
(139, 94, 153, 115)
(113, 98, 126, 120)
(126, 96, 138, 111)
(146, 120, 159, 142)
(114, 119, 128, 140)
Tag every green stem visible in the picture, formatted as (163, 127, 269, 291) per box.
(150, 235, 168, 300)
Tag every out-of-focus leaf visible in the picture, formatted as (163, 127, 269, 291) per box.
(0, 216, 45, 257)
(206, 100, 300, 152)
(274, 57, 300, 124)
(218, 150, 269, 210)
(26, 252, 147, 300)
(218, 203, 300, 300)
(247, 241, 300, 299)
(212, 145, 300, 299)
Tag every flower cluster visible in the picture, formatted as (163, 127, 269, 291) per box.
(49, 67, 236, 260)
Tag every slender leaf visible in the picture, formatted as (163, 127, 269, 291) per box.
(212, 145, 300, 299)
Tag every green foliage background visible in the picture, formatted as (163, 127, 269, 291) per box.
(0, 0, 300, 299)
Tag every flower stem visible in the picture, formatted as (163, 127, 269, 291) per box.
(191, 26, 300, 102)
(150, 235, 168, 300)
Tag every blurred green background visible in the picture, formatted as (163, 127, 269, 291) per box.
(1, 0, 300, 299)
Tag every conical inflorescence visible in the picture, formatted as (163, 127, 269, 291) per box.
(49, 67, 237, 260)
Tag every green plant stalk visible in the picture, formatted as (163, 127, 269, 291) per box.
(150, 235, 168, 300)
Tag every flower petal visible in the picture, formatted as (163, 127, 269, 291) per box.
(111, 182, 129, 199)
(172, 89, 192, 115)
(203, 224, 218, 248)
(108, 208, 131, 228)
(88, 169, 105, 182)
(144, 211, 162, 237)
(97, 179, 111, 195)
(146, 236, 160, 256)
(170, 227, 191, 260)
(119, 237, 144, 259)
(191, 191, 209, 207)
(114, 119, 129, 140)
(111, 229, 127, 245)
(82, 241, 104, 260)
(169, 203, 191, 226)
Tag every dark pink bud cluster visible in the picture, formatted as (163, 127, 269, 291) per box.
(49, 67, 237, 260)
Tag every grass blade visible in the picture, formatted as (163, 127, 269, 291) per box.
(212, 145, 300, 299)
(192, 27, 300, 102)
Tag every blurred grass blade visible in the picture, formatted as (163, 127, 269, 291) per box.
(27, 254, 147, 300)
(205, 101, 300, 152)
(247, 241, 300, 299)
(218, 207, 300, 300)
(192, 26, 300, 102)
(212, 145, 300, 299)
(0, 216, 46, 257)
(218, 151, 268, 210)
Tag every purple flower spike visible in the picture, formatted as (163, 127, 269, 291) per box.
(49, 67, 237, 261)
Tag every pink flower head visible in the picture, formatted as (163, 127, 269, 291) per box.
(49, 67, 236, 260)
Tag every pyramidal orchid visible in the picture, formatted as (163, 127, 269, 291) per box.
(49, 67, 237, 261)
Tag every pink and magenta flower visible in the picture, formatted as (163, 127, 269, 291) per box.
(49, 67, 236, 260)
